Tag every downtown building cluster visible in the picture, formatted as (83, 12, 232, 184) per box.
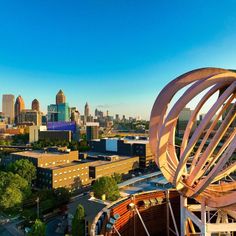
(0, 90, 143, 142)
(0, 90, 152, 192)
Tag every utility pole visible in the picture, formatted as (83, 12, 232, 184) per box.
(36, 197, 40, 219)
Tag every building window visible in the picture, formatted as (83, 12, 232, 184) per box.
(54, 180, 57, 183)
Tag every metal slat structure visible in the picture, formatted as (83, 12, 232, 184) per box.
(149, 67, 236, 235)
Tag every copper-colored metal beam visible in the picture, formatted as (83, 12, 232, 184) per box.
(149, 67, 236, 210)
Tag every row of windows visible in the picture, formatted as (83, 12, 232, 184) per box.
(54, 166, 88, 176)
(39, 159, 70, 167)
(54, 172, 88, 182)
(54, 178, 88, 183)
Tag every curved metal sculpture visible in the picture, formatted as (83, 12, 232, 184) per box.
(149, 67, 236, 210)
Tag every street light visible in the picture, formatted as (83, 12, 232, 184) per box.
(35, 197, 40, 218)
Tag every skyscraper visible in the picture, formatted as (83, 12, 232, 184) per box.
(58, 103, 70, 122)
(32, 99, 40, 111)
(2, 94, 15, 124)
(15, 95, 25, 124)
(86, 122, 99, 141)
(48, 90, 70, 122)
(84, 102, 90, 123)
(56, 89, 66, 104)
(19, 109, 42, 125)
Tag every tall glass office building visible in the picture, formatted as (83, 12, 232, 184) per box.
(58, 103, 70, 121)
(47, 103, 70, 122)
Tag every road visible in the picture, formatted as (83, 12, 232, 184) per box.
(46, 193, 105, 236)
(0, 221, 24, 236)
(68, 194, 106, 221)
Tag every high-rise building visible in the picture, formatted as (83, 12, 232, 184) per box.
(47, 104, 58, 122)
(32, 99, 40, 111)
(86, 122, 99, 141)
(48, 90, 70, 122)
(95, 109, 104, 118)
(56, 89, 66, 104)
(47, 103, 70, 122)
(115, 114, 120, 121)
(58, 103, 70, 122)
(84, 102, 90, 123)
(15, 95, 25, 124)
(95, 108, 98, 117)
(177, 107, 196, 137)
(71, 107, 80, 124)
(19, 109, 42, 126)
(2, 94, 15, 124)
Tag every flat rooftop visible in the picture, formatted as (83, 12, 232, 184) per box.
(124, 139, 149, 144)
(11, 150, 77, 159)
(88, 157, 138, 167)
(81, 151, 138, 167)
(86, 151, 131, 159)
(93, 138, 150, 144)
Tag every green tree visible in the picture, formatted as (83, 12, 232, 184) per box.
(0, 171, 31, 209)
(28, 219, 46, 236)
(53, 187, 70, 206)
(7, 159, 36, 185)
(112, 173, 122, 184)
(1, 186, 23, 209)
(72, 204, 85, 236)
(93, 176, 120, 201)
(12, 134, 29, 145)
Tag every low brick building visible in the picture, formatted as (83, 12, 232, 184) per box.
(11, 149, 141, 190)
(90, 138, 154, 169)
(88, 155, 140, 179)
(37, 161, 91, 189)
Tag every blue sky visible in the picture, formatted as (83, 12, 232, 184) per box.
(1, 0, 236, 119)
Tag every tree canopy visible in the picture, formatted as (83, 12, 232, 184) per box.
(7, 159, 36, 185)
(27, 219, 46, 236)
(0, 171, 31, 209)
(53, 187, 70, 206)
(72, 204, 85, 236)
(112, 173, 122, 184)
(93, 176, 120, 201)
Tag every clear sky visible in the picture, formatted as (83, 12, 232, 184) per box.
(1, 0, 236, 119)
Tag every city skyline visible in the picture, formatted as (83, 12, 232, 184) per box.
(0, 91, 144, 120)
(1, 1, 236, 119)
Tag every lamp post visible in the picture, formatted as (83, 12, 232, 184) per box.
(36, 197, 40, 219)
